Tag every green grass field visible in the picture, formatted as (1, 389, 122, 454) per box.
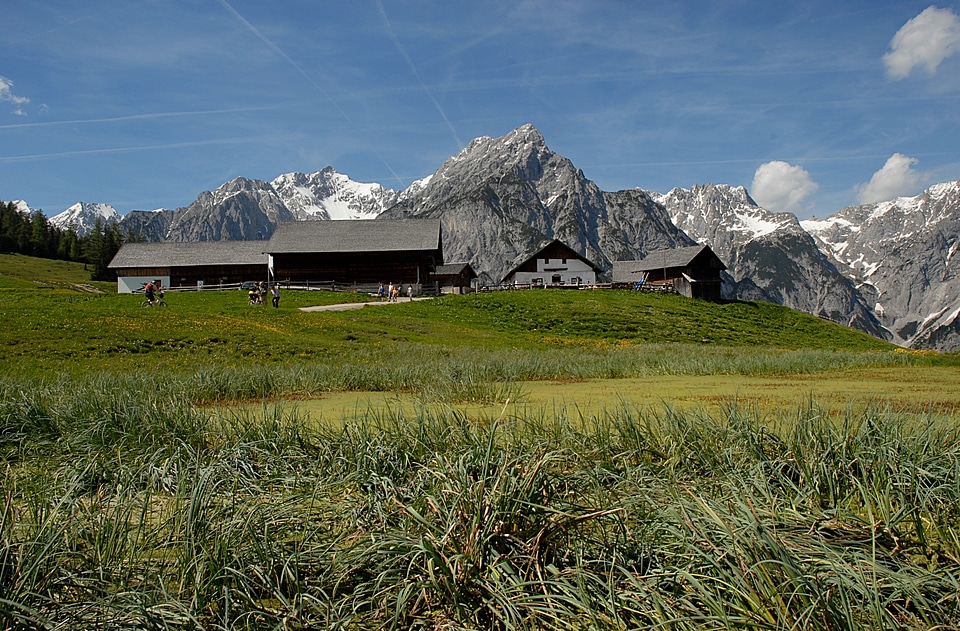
(2, 252, 960, 630)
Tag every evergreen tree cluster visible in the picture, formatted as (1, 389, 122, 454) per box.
(0, 201, 126, 280)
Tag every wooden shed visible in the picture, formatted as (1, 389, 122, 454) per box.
(612, 244, 726, 300)
(266, 219, 442, 288)
(431, 262, 478, 294)
(108, 240, 268, 293)
(501, 239, 602, 287)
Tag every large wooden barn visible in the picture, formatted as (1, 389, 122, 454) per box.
(108, 240, 269, 293)
(501, 239, 602, 287)
(266, 219, 443, 288)
(612, 244, 726, 300)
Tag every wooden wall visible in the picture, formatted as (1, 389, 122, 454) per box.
(168, 264, 268, 287)
(272, 251, 438, 285)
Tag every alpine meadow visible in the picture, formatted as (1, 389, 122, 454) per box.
(2, 253, 960, 630)
(6, 3, 960, 628)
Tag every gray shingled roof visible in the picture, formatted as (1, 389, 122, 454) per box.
(610, 261, 647, 283)
(433, 262, 476, 276)
(631, 245, 716, 271)
(108, 240, 268, 269)
(267, 219, 441, 254)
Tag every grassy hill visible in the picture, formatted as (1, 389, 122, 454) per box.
(0, 252, 113, 291)
(0, 253, 905, 378)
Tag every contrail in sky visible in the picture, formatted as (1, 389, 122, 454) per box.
(0, 138, 260, 164)
(0, 107, 267, 130)
(375, 0, 463, 149)
(214, 0, 407, 188)
(214, 0, 346, 120)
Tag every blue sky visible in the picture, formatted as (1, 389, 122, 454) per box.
(2, 1, 959, 219)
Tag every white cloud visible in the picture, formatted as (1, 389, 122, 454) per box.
(0, 76, 30, 114)
(884, 6, 960, 79)
(856, 153, 921, 204)
(750, 161, 818, 212)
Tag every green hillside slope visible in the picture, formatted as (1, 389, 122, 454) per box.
(0, 252, 913, 377)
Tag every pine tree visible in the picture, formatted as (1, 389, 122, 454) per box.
(83, 219, 123, 281)
(0, 201, 29, 254)
(29, 211, 51, 258)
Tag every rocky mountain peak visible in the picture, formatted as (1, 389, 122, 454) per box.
(658, 184, 801, 252)
(382, 125, 690, 284)
(802, 180, 960, 350)
(211, 176, 272, 199)
(693, 183, 756, 207)
(49, 202, 120, 237)
(499, 123, 546, 153)
(428, 124, 556, 192)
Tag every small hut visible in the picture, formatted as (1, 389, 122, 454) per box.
(431, 262, 478, 294)
(612, 244, 726, 300)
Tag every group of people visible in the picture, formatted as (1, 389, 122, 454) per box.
(378, 282, 413, 302)
(248, 282, 281, 307)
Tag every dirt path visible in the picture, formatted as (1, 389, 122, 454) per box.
(299, 297, 432, 312)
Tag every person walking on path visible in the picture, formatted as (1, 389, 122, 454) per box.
(407, 285, 413, 301)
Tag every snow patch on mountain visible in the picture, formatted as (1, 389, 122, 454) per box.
(733, 213, 781, 238)
(272, 167, 398, 221)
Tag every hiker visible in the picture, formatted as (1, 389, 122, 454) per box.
(407, 285, 413, 301)
(378, 282, 385, 301)
(271, 284, 280, 308)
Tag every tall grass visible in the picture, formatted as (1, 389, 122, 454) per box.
(2, 368, 959, 629)
(4, 343, 922, 408)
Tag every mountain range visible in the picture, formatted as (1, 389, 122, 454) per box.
(31, 124, 960, 351)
